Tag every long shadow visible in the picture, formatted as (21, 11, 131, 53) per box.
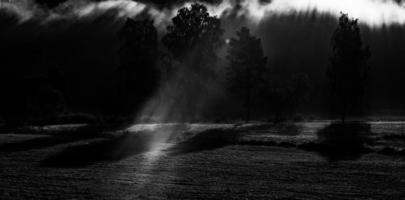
(299, 122, 373, 161)
(41, 132, 155, 168)
(0, 126, 105, 152)
(234, 123, 302, 147)
(265, 123, 302, 136)
(167, 128, 240, 155)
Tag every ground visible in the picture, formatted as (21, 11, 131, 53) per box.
(0, 122, 404, 199)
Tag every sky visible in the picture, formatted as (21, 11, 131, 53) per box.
(1, 0, 405, 27)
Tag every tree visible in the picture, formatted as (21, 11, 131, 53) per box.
(328, 13, 370, 123)
(161, 3, 224, 121)
(226, 27, 267, 122)
(117, 18, 159, 114)
(162, 3, 223, 69)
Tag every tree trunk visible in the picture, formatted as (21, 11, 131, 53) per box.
(341, 97, 347, 124)
(245, 105, 250, 123)
(244, 85, 251, 123)
(244, 66, 252, 123)
(341, 111, 346, 124)
(244, 93, 251, 123)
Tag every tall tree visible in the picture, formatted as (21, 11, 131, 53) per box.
(226, 27, 267, 122)
(117, 18, 159, 114)
(328, 13, 370, 123)
(161, 3, 224, 121)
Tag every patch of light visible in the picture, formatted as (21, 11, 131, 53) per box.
(126, 123, 182, 132)
(74, 0, 147, 18)
(143, 142, 174, 163)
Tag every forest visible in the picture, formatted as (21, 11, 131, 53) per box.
(0, 1, 404, 126)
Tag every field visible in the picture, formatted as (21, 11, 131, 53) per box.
(0, 121, 404, 199)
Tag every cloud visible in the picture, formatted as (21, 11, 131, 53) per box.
(1, 1, 153, 24)
(238, 0, 405, 26)
(1, 0, 405, 27)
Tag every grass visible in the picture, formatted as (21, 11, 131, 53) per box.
(41, 131, 153, 168)
(0, 125, 109, 153)
(1, 121, 405, 199)
(168, 128, 241, 155)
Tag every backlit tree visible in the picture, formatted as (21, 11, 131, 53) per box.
(328, 13, 370, 123)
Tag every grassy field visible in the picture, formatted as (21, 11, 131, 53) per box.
(0, 122, 404, 199)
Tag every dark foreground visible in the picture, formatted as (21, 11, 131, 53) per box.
(0, 122, 404, 199)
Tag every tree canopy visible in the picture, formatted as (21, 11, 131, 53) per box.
(162, 3, 223, 65)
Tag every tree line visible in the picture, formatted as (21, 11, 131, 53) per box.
(117, 3, 369, 123)
(0, 3, 369, 124)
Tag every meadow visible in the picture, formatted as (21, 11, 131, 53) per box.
(0, 121, 404, 199)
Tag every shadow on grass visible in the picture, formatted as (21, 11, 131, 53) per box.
(267, 123, 302, 136)
(41, 132, 154, 168)
(237, 123, 301, 136)
(299, 122, 373, 161)
(235, 123, 302, 148)
(0, 126, 105, 152)
(167, 128, 240, 155)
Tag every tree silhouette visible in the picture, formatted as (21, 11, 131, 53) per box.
(226, 27, 267, 122)
(162, 3, 223, 68)
(117, 18, 159, 114)
(328, 13, 370, 123)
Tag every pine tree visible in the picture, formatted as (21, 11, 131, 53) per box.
(226, 27, 267, 122)
(328, 13, 370, 123)
(161, 3, 224, 121)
